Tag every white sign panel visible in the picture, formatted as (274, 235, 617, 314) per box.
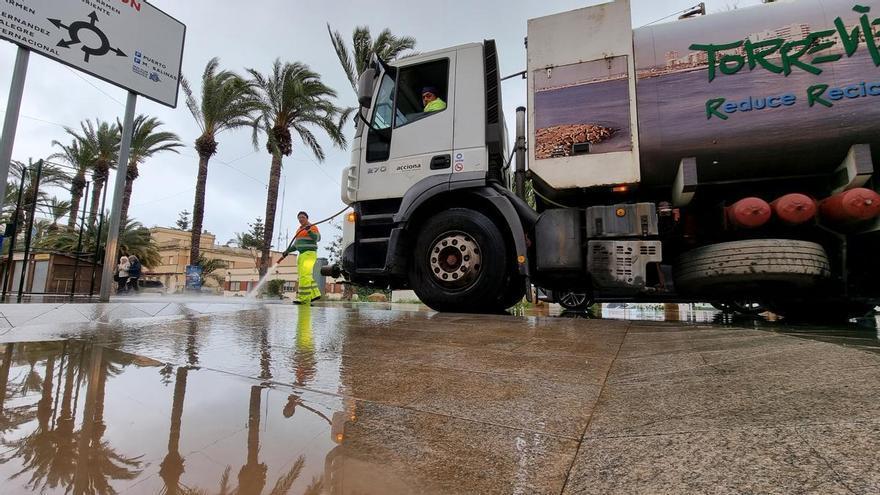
(0, 0, 186, 107)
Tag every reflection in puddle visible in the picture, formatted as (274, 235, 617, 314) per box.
(0, 340, 354, 494)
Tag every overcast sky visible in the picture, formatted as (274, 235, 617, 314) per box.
(0, 0, 760, 254)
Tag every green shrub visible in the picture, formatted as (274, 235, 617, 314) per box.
(265, 279, 285, 298)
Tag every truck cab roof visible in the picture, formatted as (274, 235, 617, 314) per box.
(387, 42, 484, 66)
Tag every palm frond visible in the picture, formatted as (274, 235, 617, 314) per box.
(328, 24, 357, 90)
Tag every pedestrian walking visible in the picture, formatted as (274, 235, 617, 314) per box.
(117, 256, 130, 294)
(282, 211, 322, 305)
(128, 255, 142, 293)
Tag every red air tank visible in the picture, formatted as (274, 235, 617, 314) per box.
(726, 197, 772, 229)
(770, 193, 817, 225)
(820, 188, 880, 224)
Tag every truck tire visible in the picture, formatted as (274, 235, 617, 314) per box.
(554, 290, 593, 311)
(498, 276, 526, 309)
(408, 208, 510, 313)
(675, 239, 831, 293)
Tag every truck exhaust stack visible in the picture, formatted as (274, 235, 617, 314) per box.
(820, 188, 880, 224)
(771, 193, 817, 225)
(726, 197, 771, 229)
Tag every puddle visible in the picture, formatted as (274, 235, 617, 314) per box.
(0, 341, 354, 494)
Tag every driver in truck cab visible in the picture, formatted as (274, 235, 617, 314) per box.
(422, 86, 446, 112)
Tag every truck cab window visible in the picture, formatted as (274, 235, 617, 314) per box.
(394, 59, 449, 128)
(366, 73, 395, 162)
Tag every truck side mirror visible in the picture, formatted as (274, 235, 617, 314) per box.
(357, 68, 377, 108)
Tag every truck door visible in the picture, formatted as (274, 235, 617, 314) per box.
(358, 52, 457, 202)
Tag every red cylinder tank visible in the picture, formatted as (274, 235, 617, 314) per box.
(820, 188, 880, 224)
(726, 197, 772, 229)
(770, 193, 817, 225)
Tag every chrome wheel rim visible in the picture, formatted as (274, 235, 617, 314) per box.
(559, 291, 590, 309)
(428, 232, 481, 289)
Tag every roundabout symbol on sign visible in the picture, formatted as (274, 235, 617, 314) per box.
(49, 11, 127, 63)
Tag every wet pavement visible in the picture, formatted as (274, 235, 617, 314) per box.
(0, 302, 879, 494)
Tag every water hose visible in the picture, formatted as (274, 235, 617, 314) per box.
(277, 205, 350, 263)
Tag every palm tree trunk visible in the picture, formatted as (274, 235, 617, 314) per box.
(160, 366, 188, 494)
(189, 154, 210, 266)
(68, 172, 86, 229)
(119, 162, 138, 234)
(259, 152, 283, 276)
(88, 179, 104, 228)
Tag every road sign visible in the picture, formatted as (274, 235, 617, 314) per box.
(0, 0, 185, 107)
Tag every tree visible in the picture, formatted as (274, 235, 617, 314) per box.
(327, 221, 343, 265)
(49, 137, 95, 229)
(327, 24, 416, 91)
(6, 160, 71, 244)
(45, 197, 71, 230)
(38, 218, 161, 268)
(181, 58, 261, 266)
(117, 114, 183, 228)
(175, 210, 191, 231)
(247, 60, 348, 276)
(65, 120, 120, 228)
(195, 254, 227, 286)
(234, 217, 266, 251)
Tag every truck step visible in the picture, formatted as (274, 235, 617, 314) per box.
(358, 237, 390, 245)
(359, 213, 395, 225)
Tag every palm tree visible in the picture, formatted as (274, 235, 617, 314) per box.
(195, 254, 227, 286)
(49, 138, 95, 229)
(117, 115, 183, 228)
(247, 61, 348, 275)
(46, 197, 71, 230)
(327, 25, 416, 91)
(181, 58, 261, 266)
(65, 120, 120, 228)
(38, 218, 161, 268)
(7, 160, 71, 243)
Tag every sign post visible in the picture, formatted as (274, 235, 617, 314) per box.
(100, 92, 137, 301)
(0, 0, 185, 302)
(0, 47, 30, 221)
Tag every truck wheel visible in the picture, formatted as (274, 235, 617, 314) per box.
(711, 300, 766, 315)
(409, 208, 510, 313)
(675, 239, 831, 293)
(554, 290, 593, 311)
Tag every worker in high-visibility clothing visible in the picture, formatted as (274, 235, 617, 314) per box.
(422, 86, 446, 113)
(284, 211, 322, 304)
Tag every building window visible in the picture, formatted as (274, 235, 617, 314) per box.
(168, 256, 174, 264)
(283, 281, 297, 292)
(230, 281, 241, 292)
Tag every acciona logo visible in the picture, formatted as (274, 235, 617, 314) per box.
(395, 163, 421, 172)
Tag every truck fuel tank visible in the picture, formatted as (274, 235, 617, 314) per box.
(819, 187, 880, 224)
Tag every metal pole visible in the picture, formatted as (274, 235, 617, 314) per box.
(0, 47, 30, 211)
(99, 92, 137, 302)
(89, 165, 111, 297)
(70, 181, 90, 301)
(17, 159, 42, 303)
(514, 106, 527, 200)
(1, 169, 27, 302)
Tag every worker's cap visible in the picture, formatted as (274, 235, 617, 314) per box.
(421, 86, 438, 96)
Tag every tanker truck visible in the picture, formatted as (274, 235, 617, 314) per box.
(326, 0, 880, 320)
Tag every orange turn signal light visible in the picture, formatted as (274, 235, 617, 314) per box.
(612, 185, 629, 193)
(346, 211, 357, 223)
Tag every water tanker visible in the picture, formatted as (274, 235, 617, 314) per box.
(329, 0, 880, 321)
